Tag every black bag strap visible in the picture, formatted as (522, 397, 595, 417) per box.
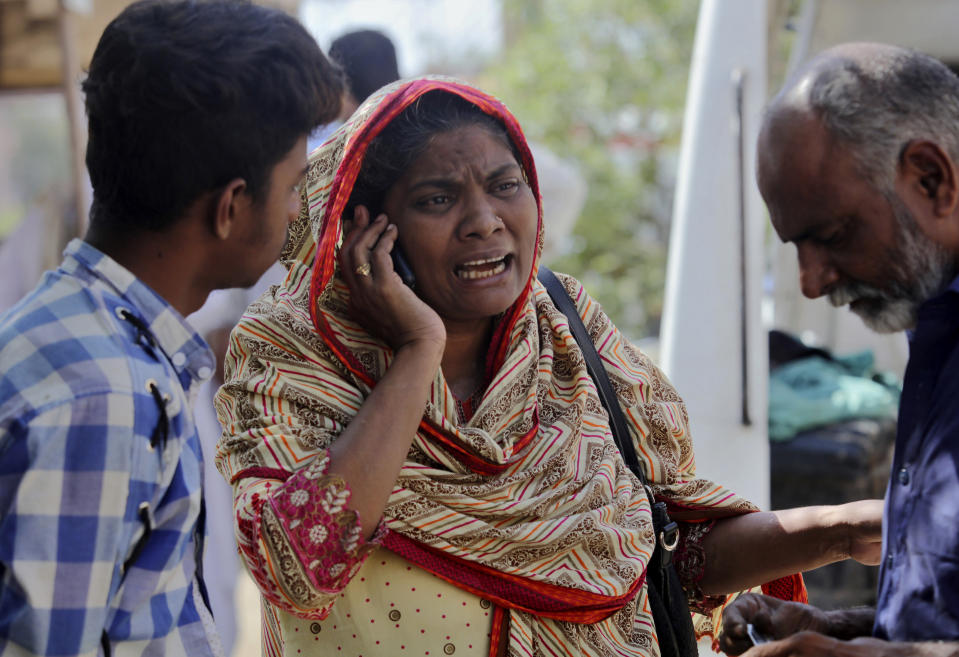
(539, 267, 698, 657)
(537, 267, 647, 485)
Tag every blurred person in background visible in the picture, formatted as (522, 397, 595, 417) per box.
(191, 25, 401, 657)
(0, 1, 341, 654)
(330, 28, 401, 120)
(195, 28, 400, 651)
(189, 262, 293, 657)
(309, 28, 401, 150)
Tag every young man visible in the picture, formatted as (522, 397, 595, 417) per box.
(0, 1, 341, 654)
(720, 42, 959, 657)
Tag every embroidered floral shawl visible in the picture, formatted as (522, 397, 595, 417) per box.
(215, 77, 803, 656)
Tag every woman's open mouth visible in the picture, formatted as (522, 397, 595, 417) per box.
(455, 255, 511, 280)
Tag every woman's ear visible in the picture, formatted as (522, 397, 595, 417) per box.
(213, 178, 250, 240)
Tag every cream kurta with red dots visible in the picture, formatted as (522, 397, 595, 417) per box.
(280, 548, 494, 656)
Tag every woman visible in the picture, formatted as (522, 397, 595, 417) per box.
(215, 78, 880, 656)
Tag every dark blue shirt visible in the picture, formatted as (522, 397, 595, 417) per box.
(874, 275, 959, 641)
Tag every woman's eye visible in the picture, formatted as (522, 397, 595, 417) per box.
(417, 194, 451, 207)
(493, 179, 519, 194)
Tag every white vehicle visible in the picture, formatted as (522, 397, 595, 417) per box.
(662, 0, 957, 510)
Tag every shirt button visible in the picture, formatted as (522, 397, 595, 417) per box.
(898, 468, 910, 485)
(197, 365, 213, 380)
(886, 554, 894, 567)
(444, 644, 455, 655)
(171, 352, 187, 367)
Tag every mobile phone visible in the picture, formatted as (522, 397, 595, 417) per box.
(391, 245, 416, 288)
(746, 624, 773, 646)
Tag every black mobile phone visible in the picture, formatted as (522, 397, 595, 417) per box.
(391, 245, 416, 288)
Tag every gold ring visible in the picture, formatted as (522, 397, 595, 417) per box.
(354, 262, 372, 277)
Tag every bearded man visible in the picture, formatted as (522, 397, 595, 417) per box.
(719, 42, 959, 657)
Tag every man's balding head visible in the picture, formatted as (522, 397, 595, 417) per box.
(758, 43, 959, 333)
(762, 42, 959, 192)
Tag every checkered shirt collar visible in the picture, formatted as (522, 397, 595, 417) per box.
(64, 238, 214, 381)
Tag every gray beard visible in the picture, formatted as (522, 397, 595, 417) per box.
(827, 195, 956, 333)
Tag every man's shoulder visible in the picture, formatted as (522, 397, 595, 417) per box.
(0, 269, 141, 418)
(919, 326, 959, 389)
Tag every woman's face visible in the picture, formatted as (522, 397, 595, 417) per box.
(381, 124, 538, 327)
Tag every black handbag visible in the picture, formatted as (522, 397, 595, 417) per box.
(538, 267, 699, 657)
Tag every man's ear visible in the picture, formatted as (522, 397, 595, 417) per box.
(213, 178, 250, 240)
(897, 140, 959, 220)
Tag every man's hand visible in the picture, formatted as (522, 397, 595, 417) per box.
(720, 594, 830, 655)
(736, 634, 959, 657)
(736, 632, 880, 656)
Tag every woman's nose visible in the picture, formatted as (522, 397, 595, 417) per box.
(459, 196, 503, 239)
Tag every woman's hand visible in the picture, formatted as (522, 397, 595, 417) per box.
(329, 206, 448, 540)
(829, 499, 883, 566)
(339, 205, 445, 352)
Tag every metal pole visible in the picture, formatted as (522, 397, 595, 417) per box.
(732, 67, 751, 427)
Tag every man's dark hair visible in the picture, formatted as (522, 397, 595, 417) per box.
(83, 0, 342, 233)
(328, 29, 400, 104)
(346, 90, 523, 218)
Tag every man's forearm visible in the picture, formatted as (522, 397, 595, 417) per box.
(822, 607, 875, 640)
(844, 637, 959, 657)
(901, 642, 959, 657)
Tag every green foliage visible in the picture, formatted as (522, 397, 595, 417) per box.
(478, 0, 700, 339)
(0, 206, 23, 240)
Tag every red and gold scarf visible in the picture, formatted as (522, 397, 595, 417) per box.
(217, 77, 803, 656)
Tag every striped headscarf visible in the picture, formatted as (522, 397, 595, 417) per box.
(216, 77, 802, 656)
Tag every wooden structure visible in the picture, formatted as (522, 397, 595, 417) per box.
(1, 0, 301, 238)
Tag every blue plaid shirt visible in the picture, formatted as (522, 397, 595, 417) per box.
(0, 240, 218, 657)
